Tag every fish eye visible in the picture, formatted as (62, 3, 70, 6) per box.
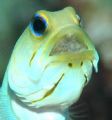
(30, 14, 48, 37)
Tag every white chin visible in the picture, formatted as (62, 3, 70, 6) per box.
(20, 60, 92, 109)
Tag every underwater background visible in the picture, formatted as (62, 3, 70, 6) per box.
(0, 0, 112, 120)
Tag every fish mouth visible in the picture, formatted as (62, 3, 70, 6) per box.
(48, 31, 95, 64)
(50, 34, 87, 56)
(46, 25, 98, 73)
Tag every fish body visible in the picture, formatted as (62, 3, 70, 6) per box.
(0, 7, 99, 120)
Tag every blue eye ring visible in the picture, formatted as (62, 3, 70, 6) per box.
(30, 14, 48, 37)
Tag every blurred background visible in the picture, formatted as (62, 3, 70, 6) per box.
(0, 0, 112, 119)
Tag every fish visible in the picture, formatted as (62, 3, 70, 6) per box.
(0, 7, 99, 120)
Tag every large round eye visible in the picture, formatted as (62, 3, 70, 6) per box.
(30, 14, 48, 36)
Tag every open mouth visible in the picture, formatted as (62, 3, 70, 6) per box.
(48, 34, 95, 64)
(50, 35, 87, 56)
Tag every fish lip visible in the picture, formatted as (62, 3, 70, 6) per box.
(48, 50, 95, 64)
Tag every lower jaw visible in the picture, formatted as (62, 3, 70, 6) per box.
(48, 50, 94, 66)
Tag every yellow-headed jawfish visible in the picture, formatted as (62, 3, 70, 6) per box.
(0, 7, 99, 120)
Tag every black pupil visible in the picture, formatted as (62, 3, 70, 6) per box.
(32, 16, 46, 35)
